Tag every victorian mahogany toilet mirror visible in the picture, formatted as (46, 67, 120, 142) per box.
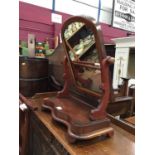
(61, 16, 114, 120)
(42, 16, 114, 143)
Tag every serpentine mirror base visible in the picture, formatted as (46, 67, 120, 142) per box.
(41, 57, 114, 143)
(42, 96, 114, 143)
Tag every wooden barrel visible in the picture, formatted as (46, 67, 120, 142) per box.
(19, 56, 49, 97)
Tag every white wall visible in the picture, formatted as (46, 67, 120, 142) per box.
(20, 0, 113, 24)
(20, 0, 53, 9)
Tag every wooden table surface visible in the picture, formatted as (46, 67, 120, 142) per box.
(30, 92, 135, 155)
(124, 116, 135, 125)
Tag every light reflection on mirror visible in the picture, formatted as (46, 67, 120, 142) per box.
(63, 21, 102, 93)
(64, 22, 84, 40)
(74, 65, 102, 93)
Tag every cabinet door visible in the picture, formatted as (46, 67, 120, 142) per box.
(29, 113, 69, 155)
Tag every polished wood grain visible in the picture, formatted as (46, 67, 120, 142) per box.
(19, 93, 39, 155)
(19, 56, 48, 79)
(19, 56, 49, 97)
(124, 116, 135, 125)
(19, 108, 29, 155)
(108, 114, 135, 135)
(41, 16, 115, 143)
(42, 57, 114, 142)
(29, 92, 135, 155)
(43, 96, 113, 140)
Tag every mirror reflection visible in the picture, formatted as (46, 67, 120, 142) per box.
(74, 65, 102, 93)
(63, 21, 102, 93)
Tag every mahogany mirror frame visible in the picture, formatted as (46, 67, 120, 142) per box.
(61, 16, 112, 120)
(61, 16, 108, 98)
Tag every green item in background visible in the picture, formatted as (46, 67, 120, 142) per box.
(22, 47, 29, 56)
(45, 49, 54, 56)
(21, 41, 28, 48)
(44, 43, 49, 50)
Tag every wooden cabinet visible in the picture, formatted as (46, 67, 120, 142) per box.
(28, 112, 69, 155)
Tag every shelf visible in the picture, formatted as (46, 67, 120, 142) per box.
(66, 24, 85, 41)
(68, 39, 95, 61)
(74, 40, 95, 58)
(78, 40, 95, 58)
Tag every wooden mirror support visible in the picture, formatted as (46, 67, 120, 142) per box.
(42, 16, 114, 143)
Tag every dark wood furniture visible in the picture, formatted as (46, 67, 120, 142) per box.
(19, 56, 49, 97)
(42, 16, 115, 143)
(19, 100, 29, 155)
(47, 42, 134, 124)
(27, 92, 135, 155)
(124, 116, 135, 125)
(107, 77, 134, 117)
(128, 84, 135, 115)
(19, 93, 38, 155)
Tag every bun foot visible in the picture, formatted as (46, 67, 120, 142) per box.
(107, 130, 114, 138)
